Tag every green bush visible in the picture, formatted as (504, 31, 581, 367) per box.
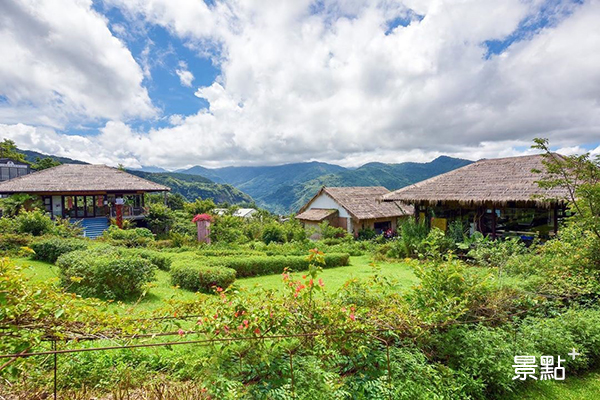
(357, 228, 377, 241)
(133, 249, 173, 271)
(261, 222, 285, 244)
(0, 233, 32, 252)
(56, 249, 156, 300)
(171, 264, 236, 292)
(31, 237, 88, 263)
(103, 226, 155, 247)
(213, 253, 350, 277)
(14, 210, 55, 236)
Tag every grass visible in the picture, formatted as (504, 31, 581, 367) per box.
(236, 255, 417, 292)
(12, 254, 417, 317)
(512, 370, 600, 400)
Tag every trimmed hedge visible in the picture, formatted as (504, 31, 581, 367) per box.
(133, 249, 173, 271)
(171, 264, 236, 293)
(212, 253, 350, 278)
(31, 237, 88, 263)
(56, 249, 156, 300)
(102, 226, 155, 247)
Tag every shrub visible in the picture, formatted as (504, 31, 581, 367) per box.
(213, 253, 350, 277)
(31, 237, 88, 263)
(146, 203, 174, 235)
(357, 228, 377, 241)
(53, 217, 84, 238)
(467, 237, 527, 268)
(0, 233, 32, 252)
(319, 221, 348, 239)
(210, 215, 246, 243)
(133, 249, 173, 271)
(261, 222, 285, 244)
(171, 264, 236, 292)
(103, 226, 155, 247)
(390, 219, 429, 258)
(56, 249, 156, 300)
(14, 210, 55, 236)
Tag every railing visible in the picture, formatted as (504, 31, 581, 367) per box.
(110, 206, 148, 218)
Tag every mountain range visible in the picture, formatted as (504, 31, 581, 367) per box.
(176, 156, 473, 214)
(15, 147, 472, 214)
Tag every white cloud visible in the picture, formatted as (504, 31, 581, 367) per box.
(0, 0, 155, 128)
(3, 0, 600, 168)
(175, 61, 194, 87)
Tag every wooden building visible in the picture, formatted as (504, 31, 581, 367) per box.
(381, 154, 570, 240)
(0, 164, 170, 237)
(296, 186, 413, 238)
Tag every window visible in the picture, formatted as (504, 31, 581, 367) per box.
(42, 196, 52, 214)
(64, 196, 76, 218)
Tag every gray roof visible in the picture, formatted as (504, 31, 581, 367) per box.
(299, 186, 413, 220)
(382, 154, 570, 206)
(0, 164, 170, 194)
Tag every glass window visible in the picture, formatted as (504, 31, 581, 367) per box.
(76, 196, 85, 218)
(85, 196, 95, 217)
(8, 168, 17, 179)
(0, 167, 9, 181)
(64, 196, 76, 218)
(95, 195, 107, 216)
(42, 196, 52, 214)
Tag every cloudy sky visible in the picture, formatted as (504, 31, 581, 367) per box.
(0, 0, 599, 169)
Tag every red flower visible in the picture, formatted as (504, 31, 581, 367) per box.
(254, 328, 261, 335)
(192, 213, 213, 223)
(318, 278, 324, 287)
(349, 314, 356, 321)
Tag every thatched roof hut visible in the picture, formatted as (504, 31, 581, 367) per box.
(0, 164, 170, 194)
(381, 154, 569, 208)
(299, 186, 413, 220)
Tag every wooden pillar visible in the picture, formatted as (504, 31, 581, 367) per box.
(553, 203, 559, 235)
(491, 207, 497, 239)
(115, 197, 124, 229)
(414, 204, 419, 223)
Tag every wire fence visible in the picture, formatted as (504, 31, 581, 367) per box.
(0, 304, 539, 400)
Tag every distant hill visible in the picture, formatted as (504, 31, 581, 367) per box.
(179, 156, 473, 214)
(127, 170, 254, 205)
(20, 149, 88, 165)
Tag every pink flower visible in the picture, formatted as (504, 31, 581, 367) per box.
(192, 213, 213, 223)
(349, 314, 356, 321)
(178, 329, 185, 336)
(318, 278, 324, 287)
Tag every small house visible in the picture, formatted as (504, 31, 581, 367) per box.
(233, 208, 258, 218)
(0, 164, 170, 237)
(296, 186, 413, 238)
(0, 158, 31, 182)
(381, 154, 570, 239)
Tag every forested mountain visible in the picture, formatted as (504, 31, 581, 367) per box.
(180, 156, 473, 214)
(14, 146, 471, 214)
(127, 170, 253, 205)
(20, 149, 88, 165)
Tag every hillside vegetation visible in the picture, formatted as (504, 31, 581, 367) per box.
(181, 156, 473, 213)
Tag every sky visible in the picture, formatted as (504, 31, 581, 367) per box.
(0, 0, 599, 170)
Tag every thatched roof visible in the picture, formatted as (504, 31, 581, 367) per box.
(300, 186, 413, 220)
(0, 164, 170, 194)
(381, 154, 569, 207)
(296, 208, 338, 222)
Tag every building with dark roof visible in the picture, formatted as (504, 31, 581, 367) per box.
(0, 164, 170, 237)
(296, 186, 413, 238)
(381, 154, 570, 239)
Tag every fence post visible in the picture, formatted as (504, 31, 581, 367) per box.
(52, 339, 57, 400)
(289, 351, 295, 398)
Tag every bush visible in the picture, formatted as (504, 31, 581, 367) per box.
(146, 203, 174, 235)
(214, 253, 350, 278)
(171, 264, 236, 293)
(261, 222, 285, 244)
(103, 226, 155, 247)
(0, 233, 32, 252)
(319, 221, 348, 239)
(14, 210, 55, 236)
(132, 249, 173, 271)
(357, 228, 377, 241)
(56, 249, 156, 300)
(31, 237, 88, 263)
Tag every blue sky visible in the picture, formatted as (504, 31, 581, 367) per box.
(0, 0, 599, 168)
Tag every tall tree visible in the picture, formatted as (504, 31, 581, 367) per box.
(0, 139, 27, 162)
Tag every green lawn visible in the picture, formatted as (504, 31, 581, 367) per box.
(12, 254, 417, 316)
(237, 255, 417, 292)
(512, 371, 600, 400)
